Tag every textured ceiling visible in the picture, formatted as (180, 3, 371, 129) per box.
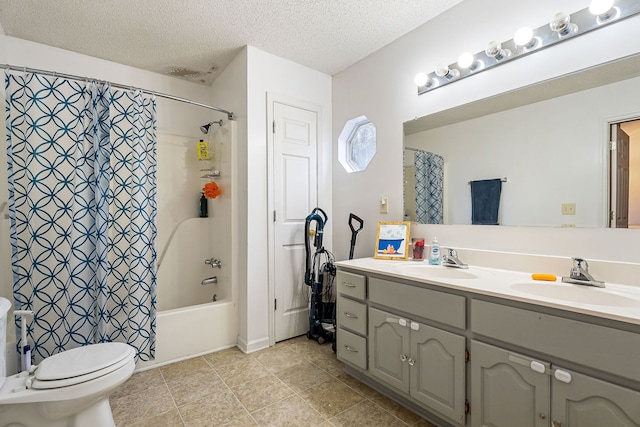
(0, 0, 462, 86)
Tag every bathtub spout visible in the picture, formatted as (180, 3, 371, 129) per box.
(201, 276, 218, 286)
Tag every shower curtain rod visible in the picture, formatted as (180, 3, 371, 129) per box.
(1, 64, 236, 121)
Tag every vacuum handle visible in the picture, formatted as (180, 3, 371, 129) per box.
(312, 207, 328, 225)
(349, 213, 364, 234)
(348, 213, 364, 260)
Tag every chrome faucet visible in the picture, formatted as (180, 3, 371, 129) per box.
(205, 258, 222, 269)
(201, 276, 218, 286)
(561, 257, 604, 288)
(442, 248, 469, 269)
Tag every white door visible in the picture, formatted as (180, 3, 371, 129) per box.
(272, 101, 318, 342)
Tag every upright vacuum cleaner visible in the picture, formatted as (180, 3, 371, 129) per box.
(304, 207, 336, 345)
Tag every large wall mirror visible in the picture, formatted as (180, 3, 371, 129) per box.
(403, 53, 640, 229)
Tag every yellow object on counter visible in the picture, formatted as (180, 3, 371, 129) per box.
(531, 274, 557, 281)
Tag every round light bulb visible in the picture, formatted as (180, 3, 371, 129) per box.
(485, 41, 510, 60)
(550, 12, 571, 32)
(514, 27, 534, 47)
(589, 0, 614, 16)
(435, 63, 450, 77)
(457, 52, 474, 69)
(485, 41, 501, 57)
(414, 72, 429, 87)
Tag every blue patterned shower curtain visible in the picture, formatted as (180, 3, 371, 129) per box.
(5, 71, 157, 362)
(415, 150, 444, 224)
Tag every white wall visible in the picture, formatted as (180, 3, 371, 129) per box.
(332, 0, 640, 264)
(239, 46, 332, 352)
(209, 48, 249, 349)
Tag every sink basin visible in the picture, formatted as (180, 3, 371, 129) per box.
(400, 266, 478, 280)
(510, 282, 639, 307)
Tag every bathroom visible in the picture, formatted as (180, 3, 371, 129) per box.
(1, 0, 640, 424)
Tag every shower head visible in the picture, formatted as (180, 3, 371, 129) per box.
(200, 120, 223, 134)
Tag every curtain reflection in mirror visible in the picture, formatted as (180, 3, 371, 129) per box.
(413, 150, 444, 224)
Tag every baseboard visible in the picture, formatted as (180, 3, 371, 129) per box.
(236, 335, 270, 354)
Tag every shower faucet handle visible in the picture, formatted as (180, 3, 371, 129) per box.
(205, 258, 222, 268)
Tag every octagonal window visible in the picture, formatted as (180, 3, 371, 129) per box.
(338, 116, 376, 173)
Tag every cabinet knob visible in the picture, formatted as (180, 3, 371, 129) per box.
(552, 422, 561, 427)
(539, 413, 546, 420)
(400, 354, 407, 362)
(408, 358, 415, 366)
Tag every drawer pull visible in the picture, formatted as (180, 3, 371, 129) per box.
(344, 312, 358, 319)
(344, 345, 359, 353)
(342, 282, 357, 288)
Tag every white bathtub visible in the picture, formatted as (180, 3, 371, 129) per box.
(136, 298, 237, 370)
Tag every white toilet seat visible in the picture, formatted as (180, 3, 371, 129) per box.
(31, 342, 135, 389)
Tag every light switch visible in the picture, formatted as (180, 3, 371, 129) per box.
(380, 197, 389, 214)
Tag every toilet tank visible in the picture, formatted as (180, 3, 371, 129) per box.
(0, 297, 11, 389)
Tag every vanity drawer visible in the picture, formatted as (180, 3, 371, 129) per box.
(337, 328, 367, 370)
(337, 295, 367, 335)
(369, 277, 465, 329)
(336, 271, 366, 300)
(471, 299, 640, 382)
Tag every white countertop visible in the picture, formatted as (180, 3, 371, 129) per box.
(335, 257, 640, 326)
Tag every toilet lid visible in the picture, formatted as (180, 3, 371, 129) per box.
(30, 342, 135, 390)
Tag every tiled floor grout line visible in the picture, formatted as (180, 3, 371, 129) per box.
(215, 355, 273, 427)
(279, 342, 414, 427)
(252, 350, 329, 426)
(157, 366, 188, 427)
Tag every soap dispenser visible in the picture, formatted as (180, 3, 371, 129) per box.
(428, 237, 441, 265)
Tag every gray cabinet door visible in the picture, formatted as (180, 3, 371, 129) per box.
(411, 323, 466, 426)
(551, 369, 640, 427)
(471, 340, 550, 427)
(369, 307, 410, 393)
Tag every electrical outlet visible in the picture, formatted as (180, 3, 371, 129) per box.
(380, 197, 389, 214)
(561, 203, 576, 215)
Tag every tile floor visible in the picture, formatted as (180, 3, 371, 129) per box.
(110, 335, 438, 426)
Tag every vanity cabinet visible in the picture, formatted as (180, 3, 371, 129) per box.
(336, 262, 640, 427)
(471, 340, 640, 427)
(336, 271, 368, 370)
(551, 369, 640, 426)
(369, 307, 466, 425)
(471, 340, 551, 427)
(471, 300, 640, 427)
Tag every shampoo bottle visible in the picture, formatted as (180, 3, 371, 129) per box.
(199, 193, 208, 218)
(428, 236, 441, 265)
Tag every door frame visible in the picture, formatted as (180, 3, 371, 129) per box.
(266, 93, 324, 346)
(604, 112, 640, 227)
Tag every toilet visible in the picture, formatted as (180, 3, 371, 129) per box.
(0, 297, 136, 427)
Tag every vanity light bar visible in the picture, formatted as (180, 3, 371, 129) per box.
(415, 0, 640, 95)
